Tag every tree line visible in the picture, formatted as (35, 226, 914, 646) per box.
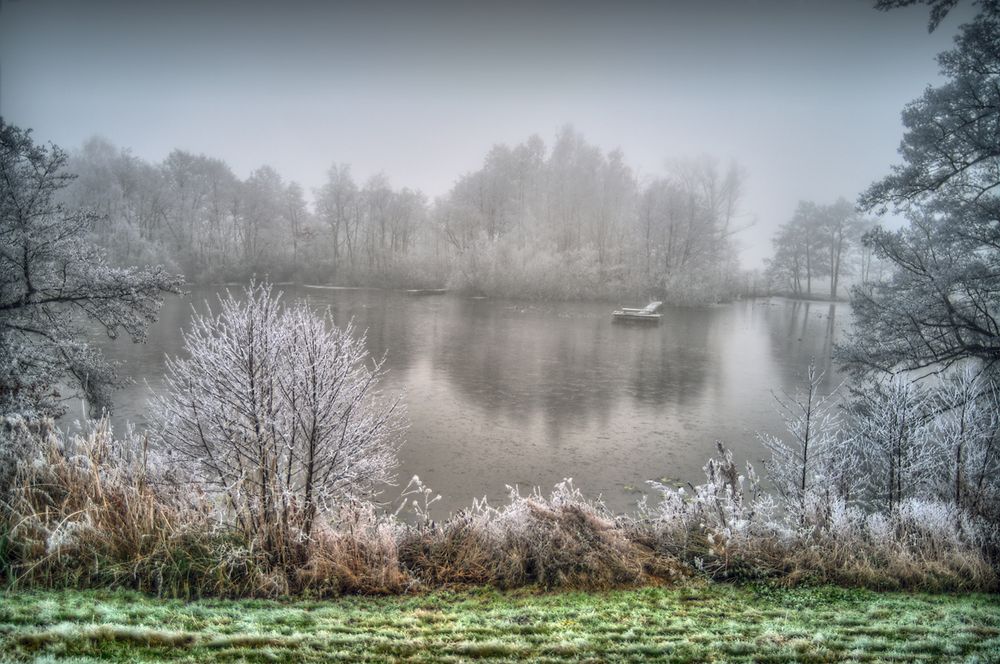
(63, 127, 747, 303)
(764, 199, 885, 300)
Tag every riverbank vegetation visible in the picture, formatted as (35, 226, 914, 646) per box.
(2, 360, 997, 599)
(3, 585, 998, 663)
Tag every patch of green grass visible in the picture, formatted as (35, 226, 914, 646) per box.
(0, 584, 997, 662)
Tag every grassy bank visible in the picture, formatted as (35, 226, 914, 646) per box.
(0, 585, 997, 662)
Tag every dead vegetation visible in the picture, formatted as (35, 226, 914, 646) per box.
(0, 417, 995, 598)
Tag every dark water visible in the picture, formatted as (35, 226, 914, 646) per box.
(81, 287, 847, 515)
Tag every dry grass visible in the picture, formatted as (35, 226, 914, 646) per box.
(293, 510, 411, 595)
(1, 418, 996, 599)
(0, 418, 268, 598)
(398, 483, 677, 590)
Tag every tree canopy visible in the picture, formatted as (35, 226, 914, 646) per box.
(0, 120, 182, 417)
(61, 126, 748, 303)
(766, 198, 866, 299)
(840, 3, 1000, 377)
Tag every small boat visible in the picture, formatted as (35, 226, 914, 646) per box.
(612, 301, 663, 322)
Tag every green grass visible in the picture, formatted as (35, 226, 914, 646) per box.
(0, 584, 997, 662)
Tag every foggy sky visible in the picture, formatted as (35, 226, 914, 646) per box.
(0, 0, 964, 266)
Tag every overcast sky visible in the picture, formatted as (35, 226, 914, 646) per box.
(0, 0, 966, 266)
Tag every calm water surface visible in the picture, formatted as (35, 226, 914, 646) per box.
(86, 287, 848, 515)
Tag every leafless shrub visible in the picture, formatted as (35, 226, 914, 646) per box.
(630, 439, 997, 590)
(758, 363, 859, 521)
(633, 443, 778, 580)
(927, 367, 1000, 521)
(152, 282, 403, 567)
(847, 375, 938, 513)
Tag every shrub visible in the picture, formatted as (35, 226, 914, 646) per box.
(398, 480, 669, 590)
(631, 442, 997, 590)
(151, 282, 403, 566)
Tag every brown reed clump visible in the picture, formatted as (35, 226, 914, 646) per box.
(1, 417, 266, 598)
(397, 481, 682, 590)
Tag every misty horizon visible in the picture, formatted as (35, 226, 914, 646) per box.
(0, 0, 967, 267)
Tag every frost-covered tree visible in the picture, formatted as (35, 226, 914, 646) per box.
(844, 2, 1000, 378)
(283, 181, 313, 277)
(152, 283, 402, 559)
(765, 200, 865, 299)
(848, 376, 938, 512)
(159, 149, 241, 278)
(928, 367, 1000, 518)
(766, 202, 827, 297)
(758, 364, 854, 521)
(637, 158, 743, 302)
(315, 163, 358, 279)
(819, 198, 865, 299)
(0, 121, 182, 417)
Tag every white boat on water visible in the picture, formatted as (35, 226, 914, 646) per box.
(612, 301, 663, 322)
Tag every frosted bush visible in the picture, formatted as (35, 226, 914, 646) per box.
(394, 475, 442, 526)
(758, 364, 856, 523)
(152, 282, 404, 560)
(824, 496, 865, 539)
(863, 512, 892, 547)
(925, 367, 1000, 519)
(398, 478, 651, 589)
(638, 443, 776, 574)
(894, 498, 998, 553)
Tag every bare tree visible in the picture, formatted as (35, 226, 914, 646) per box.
(758, 364, 852, 521)
(0, 121, 182, 417)
(848, 376, 937, 513)
(283, 181, 311, 275)
(152, 283, 402, 561)
(930, 367, 1000, 518)
(315, 164, 358, 279)
(766, 202, 829, 298)
(819, 198, 864, 299)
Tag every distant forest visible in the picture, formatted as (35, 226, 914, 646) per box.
(61, 126, 755, 303)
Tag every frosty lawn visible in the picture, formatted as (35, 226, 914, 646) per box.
(1, 585, 997, 662)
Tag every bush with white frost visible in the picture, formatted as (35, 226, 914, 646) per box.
(152, 283, 403, 563)
(398, 478, 662, 589)
(846, 375, 937, 512)
(926, 367, 1000, 519)
(757, 364, 855, 522)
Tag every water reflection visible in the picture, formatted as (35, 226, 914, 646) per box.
(88, 289, 848, 515)
(762, 299, 845, 392)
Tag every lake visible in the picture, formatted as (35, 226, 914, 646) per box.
(82, 287, 848, 516)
